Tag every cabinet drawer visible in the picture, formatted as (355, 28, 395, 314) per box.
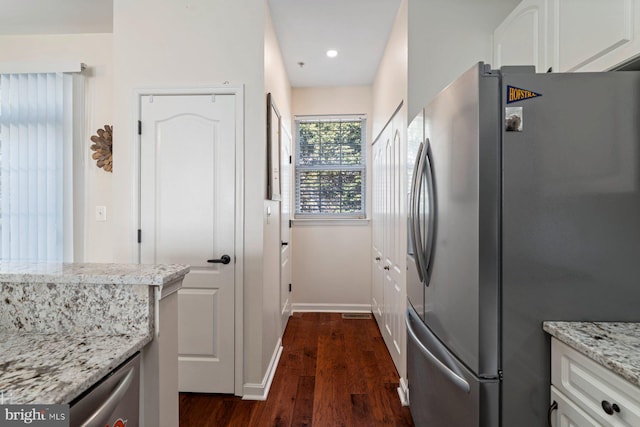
(551, 386, 602, 427)
(552, 338, 640, 426)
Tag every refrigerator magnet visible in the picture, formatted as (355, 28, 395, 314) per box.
(505, 107, 523, 132)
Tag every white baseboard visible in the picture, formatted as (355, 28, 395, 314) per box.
(291, 303, 372, 313)
(242, 339, 283, 401)
(398, 377, 409, 406)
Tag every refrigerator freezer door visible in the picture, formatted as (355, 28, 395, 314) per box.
(422, 63, 501, 377)
(406, 305, 499, 427)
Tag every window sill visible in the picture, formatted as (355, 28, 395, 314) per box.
(292, 218, 371, 227)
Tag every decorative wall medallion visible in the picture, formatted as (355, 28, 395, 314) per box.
(90, 125, 113, 172)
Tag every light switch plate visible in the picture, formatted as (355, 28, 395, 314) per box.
(96, 206, 107, 222)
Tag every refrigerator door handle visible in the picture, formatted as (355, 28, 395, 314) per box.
(405, 310, 471, 393)
(410, 142, 425, 284)
(414, 142, 429, 283)
(423, 139, 437, 278)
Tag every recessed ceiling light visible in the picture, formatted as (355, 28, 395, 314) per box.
(326, 49, 338, 58)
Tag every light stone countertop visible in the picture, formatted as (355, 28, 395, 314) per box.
(0, 262, 190, 405)
(0, 262, 190, 286)
(0, 331, 152, 404)
(543, 321, 640, 388)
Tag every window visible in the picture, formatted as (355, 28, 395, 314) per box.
(295, 115, 366, 218)
(0, 71, 83, 262)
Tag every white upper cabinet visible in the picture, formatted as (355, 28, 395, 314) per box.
(495, 0, 640, 73)
(493, 0, 552, 72)
(554, 0, 639, 71)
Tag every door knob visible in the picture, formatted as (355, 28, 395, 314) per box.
(281, 241, 289, 246)
(207, 255, 231, 265)
(375, 256, 381, 261)
(384, 266, 390, 270)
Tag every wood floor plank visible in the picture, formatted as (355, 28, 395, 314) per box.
(343, 319, 370, 395)
(259, 366, 301, 427)
(291, 376, 315, 427)
(179, 313, 414, 427)
(328, 324, 352, 427)
(311, 333, 337, 426)
(350, 394, 376, 427)
(383, 383, 414, 427)
(361, 350, 397, 426)
(226, 399, 256, 427)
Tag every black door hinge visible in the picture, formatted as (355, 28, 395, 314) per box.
(288, 283, 292, 292)
(138, 120, 142, 135)
(289, 155, 292, 164)
(137, 229, 142, 243)
(289, 219, 292, 228)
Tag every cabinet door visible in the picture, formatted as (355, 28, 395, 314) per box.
(555, 0, 638, 71)
(371, 105, 407, 377)
(371, 138, 385, 323)
(551, 387, 603, 427)
(552, 338, 640, 426)
(493, 0, 551, 72)
(382, 120, 404, 372)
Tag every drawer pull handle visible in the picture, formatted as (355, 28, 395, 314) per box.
(601, 400, 620, 415)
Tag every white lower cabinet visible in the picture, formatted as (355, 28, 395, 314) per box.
(551, 338, 640, 426)
(552, 386, 602, 427)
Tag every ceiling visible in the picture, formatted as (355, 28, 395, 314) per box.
(0, 0, 399, 87)
(268, 0, 402, 87)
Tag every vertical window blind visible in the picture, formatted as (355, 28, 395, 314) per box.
(0, 72, 75, 262)
(295, 115, 366, 218)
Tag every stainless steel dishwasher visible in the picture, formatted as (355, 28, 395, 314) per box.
(69, 352, 140, 427)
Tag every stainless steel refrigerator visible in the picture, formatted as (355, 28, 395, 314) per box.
(406, 62, 640, 427)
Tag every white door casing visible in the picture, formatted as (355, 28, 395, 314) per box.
(140, 92, 238, 393)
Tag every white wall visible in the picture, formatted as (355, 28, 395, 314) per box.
(291, 86, 373, 312)
(370, 0, 409, 380)
(372, 0, 408, 141)
(407, 0, 519, 119)
(0, 33, 114, 262)
(111, 0, 270, 389)
(263, 4, 292, 376)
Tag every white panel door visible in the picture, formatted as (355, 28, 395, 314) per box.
(372, 106, 406, 377)
(140, 93, 236, 393)
(280, 127, 292, 335)
(383, 126, 403, 370)
(371, 137, 385, 324)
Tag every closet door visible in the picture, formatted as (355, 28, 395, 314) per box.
(372, 133, 386, 324)
(371, 104, 407, 377)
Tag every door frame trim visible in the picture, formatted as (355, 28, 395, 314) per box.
(133, 85, 245, 396)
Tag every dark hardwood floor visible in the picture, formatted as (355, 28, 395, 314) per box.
(179, 312, 414, 426)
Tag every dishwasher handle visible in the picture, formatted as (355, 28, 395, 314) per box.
(405, 310, 470, 393)
(79, 366, 136, 427)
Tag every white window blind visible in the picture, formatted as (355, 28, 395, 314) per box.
(0, 72, 77, 262)
(295, 115, 366, 218)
